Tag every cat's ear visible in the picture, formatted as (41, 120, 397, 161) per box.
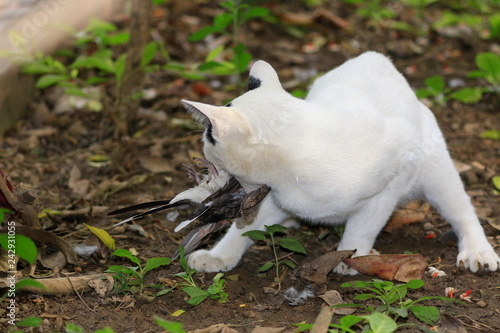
(248, 60, 282, 91)
(182, 100, 233, 140)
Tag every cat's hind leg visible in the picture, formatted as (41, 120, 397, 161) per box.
(188, 195, 290, 272)
(419, 142, 499, 272)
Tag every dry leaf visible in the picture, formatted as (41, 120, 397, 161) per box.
(139, 156, 174, 173)
(251, 326, 286, 333)
(14, 226, 78, 264)
(342, 254, 428, 282)
(39, 251, 67, 270)
(68, 165, 90, 197)
(189, 324, 238, 333)
(385, 201, 430, 233)
(318, 290, 357, 315)
(311, 306, 334, 333)
(300, 250, 355, 284)
(0, 274, 111, 295)
(87, 275, 114, 297)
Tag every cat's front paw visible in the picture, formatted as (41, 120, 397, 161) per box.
(187, 249, 240, 273)
(333, 262, 359, 276)
(457, 247, 500, 273)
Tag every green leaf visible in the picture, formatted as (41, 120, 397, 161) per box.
(489, 13, 500, 38)
(114, 54, 127, 84)
(22, 62, 61, 75)
(206, 44, 225, 63)
(103, 32, 130, 46)
(476, 52, 500, 85)
(65, 323, 85, 333)
(35, 74, 69, 89)
(450, 87, 483, 104)
(258, 261, 274, 272)
(242, 230, 268, 241)
(15, 278, 46, 291)
(406, 279, 424, 289)
(112, 249, 141, 266)
(188, 26, 220, 42)
(141, 41, 158, 67)
(411, 305, 440, 325)
(481, 130, 500, 140)
(492, 176, 500, 191)
(279, 238, 306, 254)
(213, 12, 233, 30)
(154, 316, 186, 333)
(264, 224, 288, 234)
(144, 257, 172, 275)
(242, 6, 270, 22)
(424, 75, 445, 93)
(183, 286, 210, 305)
(16, 316, 43, 327)
(353, 293, 379, 301)
(94, 327, 115, 333)
(0, 234, 38, 264)
(364, 312, 398, 333)
(339, 315, 364, 328)
(281, 259, 296, 269)
(0, 208, 13, 223)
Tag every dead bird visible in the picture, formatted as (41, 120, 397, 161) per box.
(108, 158, 270, 256)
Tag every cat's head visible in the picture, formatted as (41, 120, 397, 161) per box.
(182, 60, 291, 186)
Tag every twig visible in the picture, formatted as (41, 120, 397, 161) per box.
(62, 272, 96, 313)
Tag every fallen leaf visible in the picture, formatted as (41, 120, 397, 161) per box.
(300, 250, 355, 284)
(385, 201, 430, 233)
(67, 165, 90, 197)
(139, 156, 174, 173)
(171, 309, 185, 317)
(87, 275, 114, 297)
(13, 226, 78, 264)
(0, 274, 111, 295)
(251, 326, 286, 333)
(311, 306, 334, 333)
(318, 290, 356, 315)
(38, 251, 67, 270)
(342, 254, 428, 282)
(84, 223, 116, 250)
(190, 324, 238, 333)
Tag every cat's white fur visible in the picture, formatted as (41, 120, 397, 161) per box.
(178, 51, 499, 275)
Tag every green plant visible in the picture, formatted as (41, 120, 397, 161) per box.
(416, 75, 449, 106)
(342, 0, 396, 22)
(174, 247, 228, 305)
(0, 208, 38, 266)
(243, 224, 306, 291)
(106, 249, 171, 296)
(19, 18, 160, 111)
(337, 279, 458, 331)
(188, 0, 272, 90)
(448, 52, 500, 104)
(295, 279, 458, 332)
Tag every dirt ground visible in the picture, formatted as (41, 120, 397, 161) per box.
(1, 1, 499, 332)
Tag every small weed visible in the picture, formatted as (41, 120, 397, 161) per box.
(342, 0, 396, 22)
(106, 249, 172, 296)
(174, 247, 229, 305)
(416, 75, 449, 106)
(243, 224, 306, 291)
(418, 52, 500, 105)
(295, 279, 459, 332)
(188, 0, 272, 91)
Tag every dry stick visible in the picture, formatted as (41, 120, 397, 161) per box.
(62, 272, 96, 313)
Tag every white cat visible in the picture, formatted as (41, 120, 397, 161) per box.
(177, 51, 499, 275)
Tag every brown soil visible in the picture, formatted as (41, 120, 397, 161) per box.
(1, 1, 499, 332)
